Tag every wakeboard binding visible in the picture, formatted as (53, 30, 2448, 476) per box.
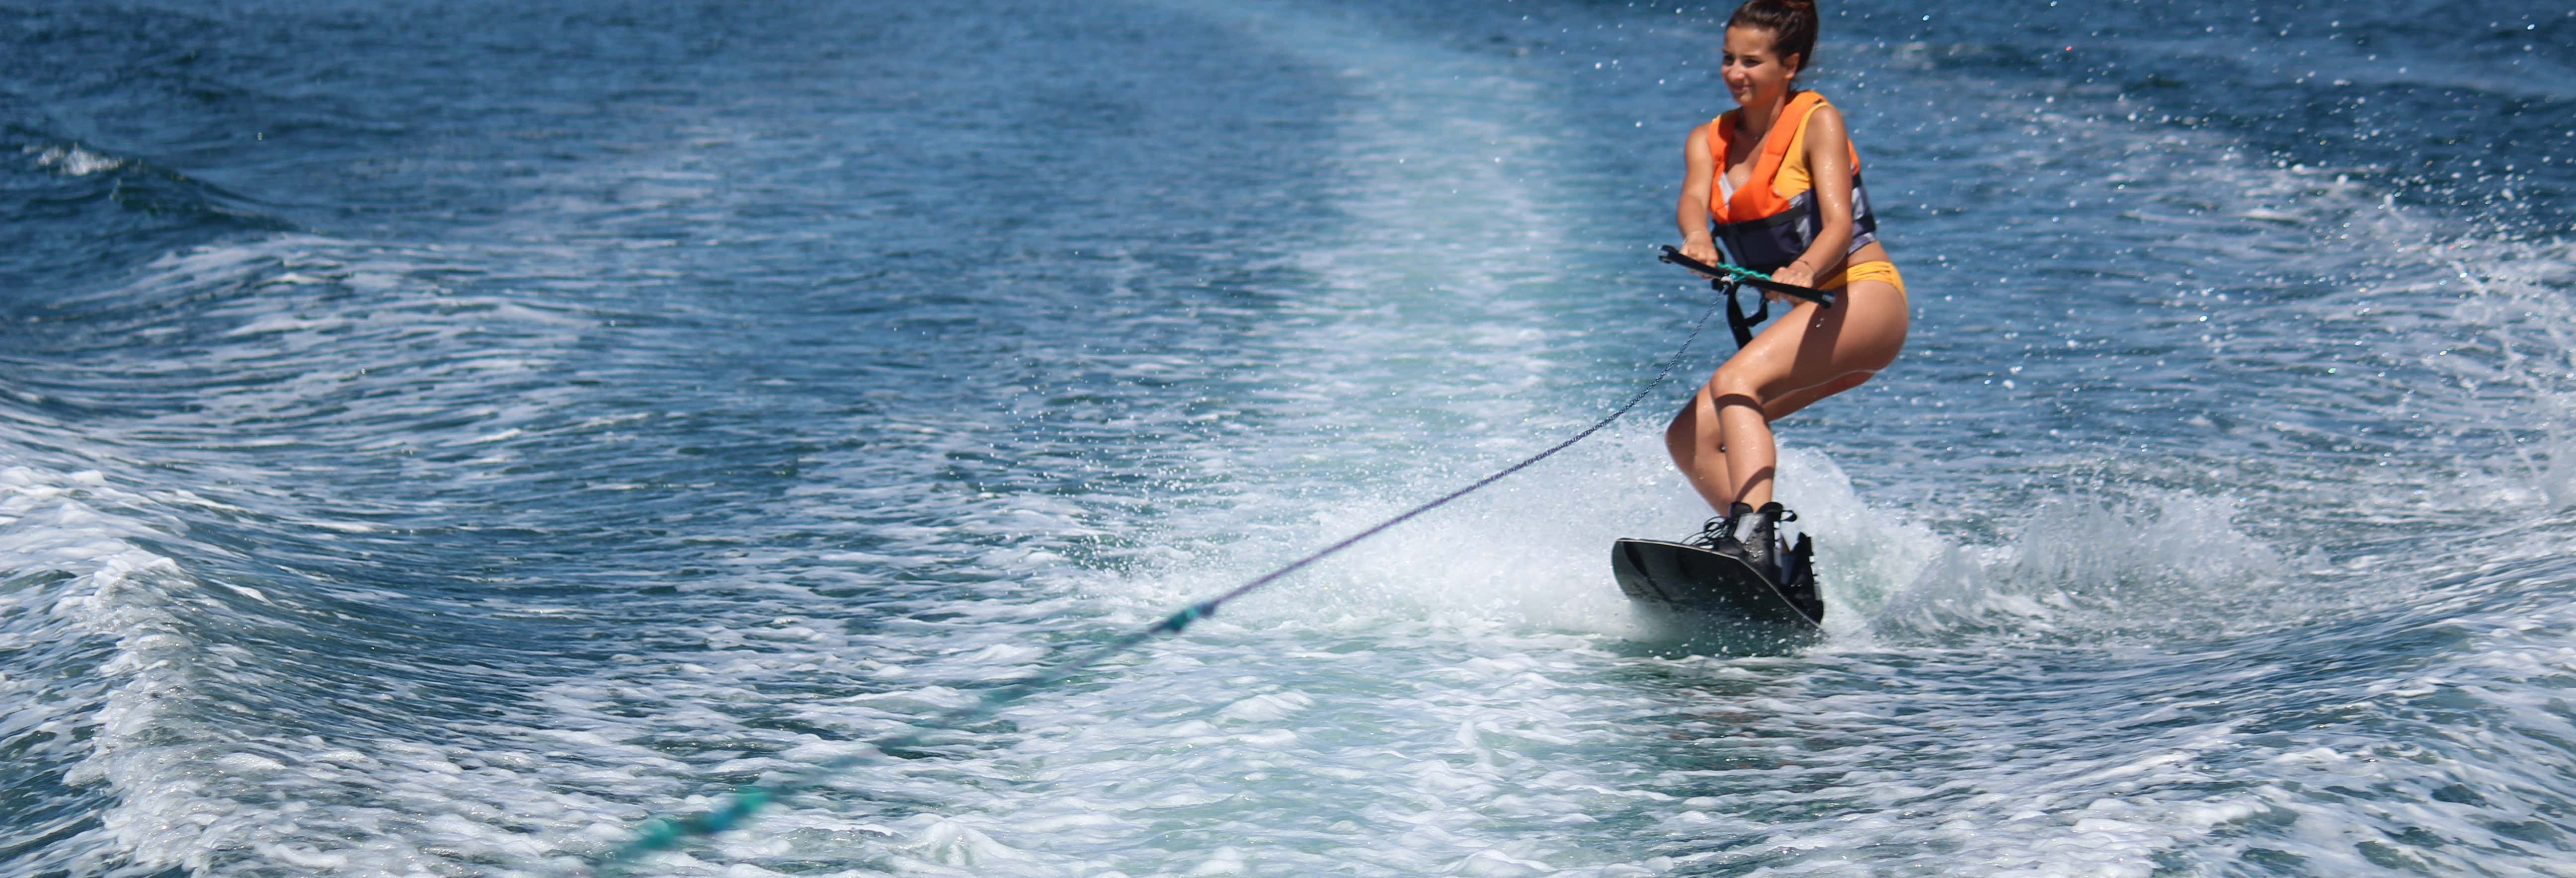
(1692, 502, 1823, 624)
(1775, 531, 1821, 623)
(1610, 512, 1824, 653)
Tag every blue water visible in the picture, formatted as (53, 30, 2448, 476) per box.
(4, 0, 2574, 874)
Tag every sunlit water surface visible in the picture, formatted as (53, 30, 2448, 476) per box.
(4, 0, 2576, 875)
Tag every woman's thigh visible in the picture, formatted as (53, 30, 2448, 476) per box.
(1722, 279, 1907, 400)
(1764, 370, 1873, 421)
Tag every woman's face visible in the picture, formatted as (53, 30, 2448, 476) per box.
(1720, 26, 1800, 108)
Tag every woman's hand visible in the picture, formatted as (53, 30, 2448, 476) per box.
(1770, 261, 1817, 291)
(1679, 238, 1722, 271)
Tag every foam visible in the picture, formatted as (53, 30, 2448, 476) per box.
(24, 143, 129, 177)
(0, 463, 249, 875)
(1868, 491, 2301, 646)
(0, 226, 667, 874)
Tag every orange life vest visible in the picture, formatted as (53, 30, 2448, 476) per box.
(1704, 90, 1879, 273)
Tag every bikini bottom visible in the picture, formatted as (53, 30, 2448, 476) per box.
(1817, 259, 1904, 296)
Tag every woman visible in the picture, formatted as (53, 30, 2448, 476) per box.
(1666, 0, 1906, 577)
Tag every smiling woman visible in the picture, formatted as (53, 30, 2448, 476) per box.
(1664, 0, 1908, 576)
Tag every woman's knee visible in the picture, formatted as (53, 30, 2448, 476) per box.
(1710, 368, 1767, 409)
(1666, 400, 1706, 442)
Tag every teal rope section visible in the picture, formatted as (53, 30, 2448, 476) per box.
(1654, 245, 1832, 308)
(1696, 257, 1771, 284)
(589, 274, 1727, 873)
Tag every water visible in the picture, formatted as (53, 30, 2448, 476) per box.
(4, 0, 2573, 874)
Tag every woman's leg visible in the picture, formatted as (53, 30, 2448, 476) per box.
(1761, 369, 1875, 421)
(1667, 354, 1832, 513)
(1691, 279, 1908, 510)
(1666, 384, 1739, 512)
(1667, 368, 1876, 512)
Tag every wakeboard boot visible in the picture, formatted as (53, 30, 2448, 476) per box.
(1689, 502, 1754, 557)
(1738, 501, 1796, 583)
(1778, 532, 1823, 622)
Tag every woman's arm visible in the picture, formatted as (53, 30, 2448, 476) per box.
(1676, 123, 1721, 266)
(1773, 105, 1855, 291)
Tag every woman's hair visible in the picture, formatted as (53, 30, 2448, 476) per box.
(1727, 0, 1819, 74)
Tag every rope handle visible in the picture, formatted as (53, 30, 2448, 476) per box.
(1658, 245, 1836, 308)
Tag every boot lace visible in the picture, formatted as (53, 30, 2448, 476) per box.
(1687, 514, 1735, 550)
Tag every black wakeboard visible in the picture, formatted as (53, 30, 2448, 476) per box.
(1612, 537, 1822, 653)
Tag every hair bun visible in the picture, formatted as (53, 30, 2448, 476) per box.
(1728, 0, 1822, 73)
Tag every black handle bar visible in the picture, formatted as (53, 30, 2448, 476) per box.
(1659, 246, 1836, 309)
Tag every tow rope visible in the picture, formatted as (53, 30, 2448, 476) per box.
(589, 250, 1769, 873)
